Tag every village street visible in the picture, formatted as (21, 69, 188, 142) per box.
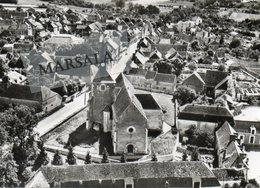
(35, 90, 90, 137)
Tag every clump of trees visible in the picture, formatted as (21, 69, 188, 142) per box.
(184, 126, 215, 148)
(115, 0, 125, 8)
(129, 4, 160, 15)
(172, 86, 197, 106)
(0, 105, 39, 186)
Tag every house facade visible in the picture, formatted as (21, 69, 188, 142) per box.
(177, 104, 234, 133)
(26, 162, 221, 188)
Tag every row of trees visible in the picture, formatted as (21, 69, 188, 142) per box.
(51, 147, 159, 165)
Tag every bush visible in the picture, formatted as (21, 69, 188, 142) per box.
(229, 39, 241, 49)
(172, 86, 197, 106)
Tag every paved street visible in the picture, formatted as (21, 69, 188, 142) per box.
(35, 91, 90, 137)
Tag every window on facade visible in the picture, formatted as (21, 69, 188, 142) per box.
(100, 84, 106, 91)
(251, 129, 256, 135)
(239, 135, 244, 143)
(127, 127, 135, 134)
(250, 126, 256, 135)
(249, 136, 255, 144)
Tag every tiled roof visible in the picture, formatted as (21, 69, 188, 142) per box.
(216, 121, 237, 151)
(222, 141, 241, 168)
(113, 74, 146, 120)
(40, 161, 217, 183)
(145, 71, 157, 80)
(93, 66, 114, 83)
(204, 70, 229, 87)
(128, 68, 147, 76)
(183, 72, 205, 85)
(154, 73, 176, 83)
(0, 84, 58, 103)
(178, 104, 234, 124)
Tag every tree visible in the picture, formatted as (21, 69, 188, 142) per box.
(101, 148, 109, 163)
(182, 151, 188, 161)
(154, 61, 172, 74)
(229, 39, 241, 49)
(66, 145, 77, 165)
(120, 153, 126, 163)
(115, 0, 125, 8)
(0, 105, 39, 182)
(0, 152, 19, 187)
(146, 5, 160, 15)
(151, 153, 158, 162)
(218, 64, 226, 72)
(52, 150, 63, 166)
(33, 142, 49, 171)
(170, 59, 186, 76)
(188, 62, 197, 71)
(172, 86, 197, 106)
(85, 152, 91, 164)
(191, 147, 199, 161)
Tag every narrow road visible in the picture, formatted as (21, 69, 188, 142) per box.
(35, 91, 90, 137)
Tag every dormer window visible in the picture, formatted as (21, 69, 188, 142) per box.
(250, 126, 256, 135)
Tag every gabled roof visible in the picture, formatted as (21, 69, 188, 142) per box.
(204, 70, 229, 87)
(149, 49, 162, 60)
(216, 121, 237, 151)
(183, 72, 205, 85)
(222, 141, 244, 169)
(113, 74, 146, 120)
(135, 52, 148, 65)
(38, 161, 218, 183)
(0, 84, 59, 103)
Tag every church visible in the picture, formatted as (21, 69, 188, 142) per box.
(88, 66, 163, 155)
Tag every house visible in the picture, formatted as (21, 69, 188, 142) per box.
(182, 72, 205, 94)
(177, 104, 234, 132)
(89, 70, 163, 155)
(25, 161, 221, 188)
(215, 122, 248, 176)
(204, 70, 230, 98)
(191, 16, 203, 26)
(0, 84, 62, 112)
(234, 105, 260, 150)
(125, 68, 177, 94)
(152, 73, 176, 94)
(6, 70, 27, 84)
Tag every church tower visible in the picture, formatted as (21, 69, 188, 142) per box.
(89, 65, 115, 132)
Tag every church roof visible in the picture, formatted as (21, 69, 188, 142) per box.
(92, 66, 115, 83)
